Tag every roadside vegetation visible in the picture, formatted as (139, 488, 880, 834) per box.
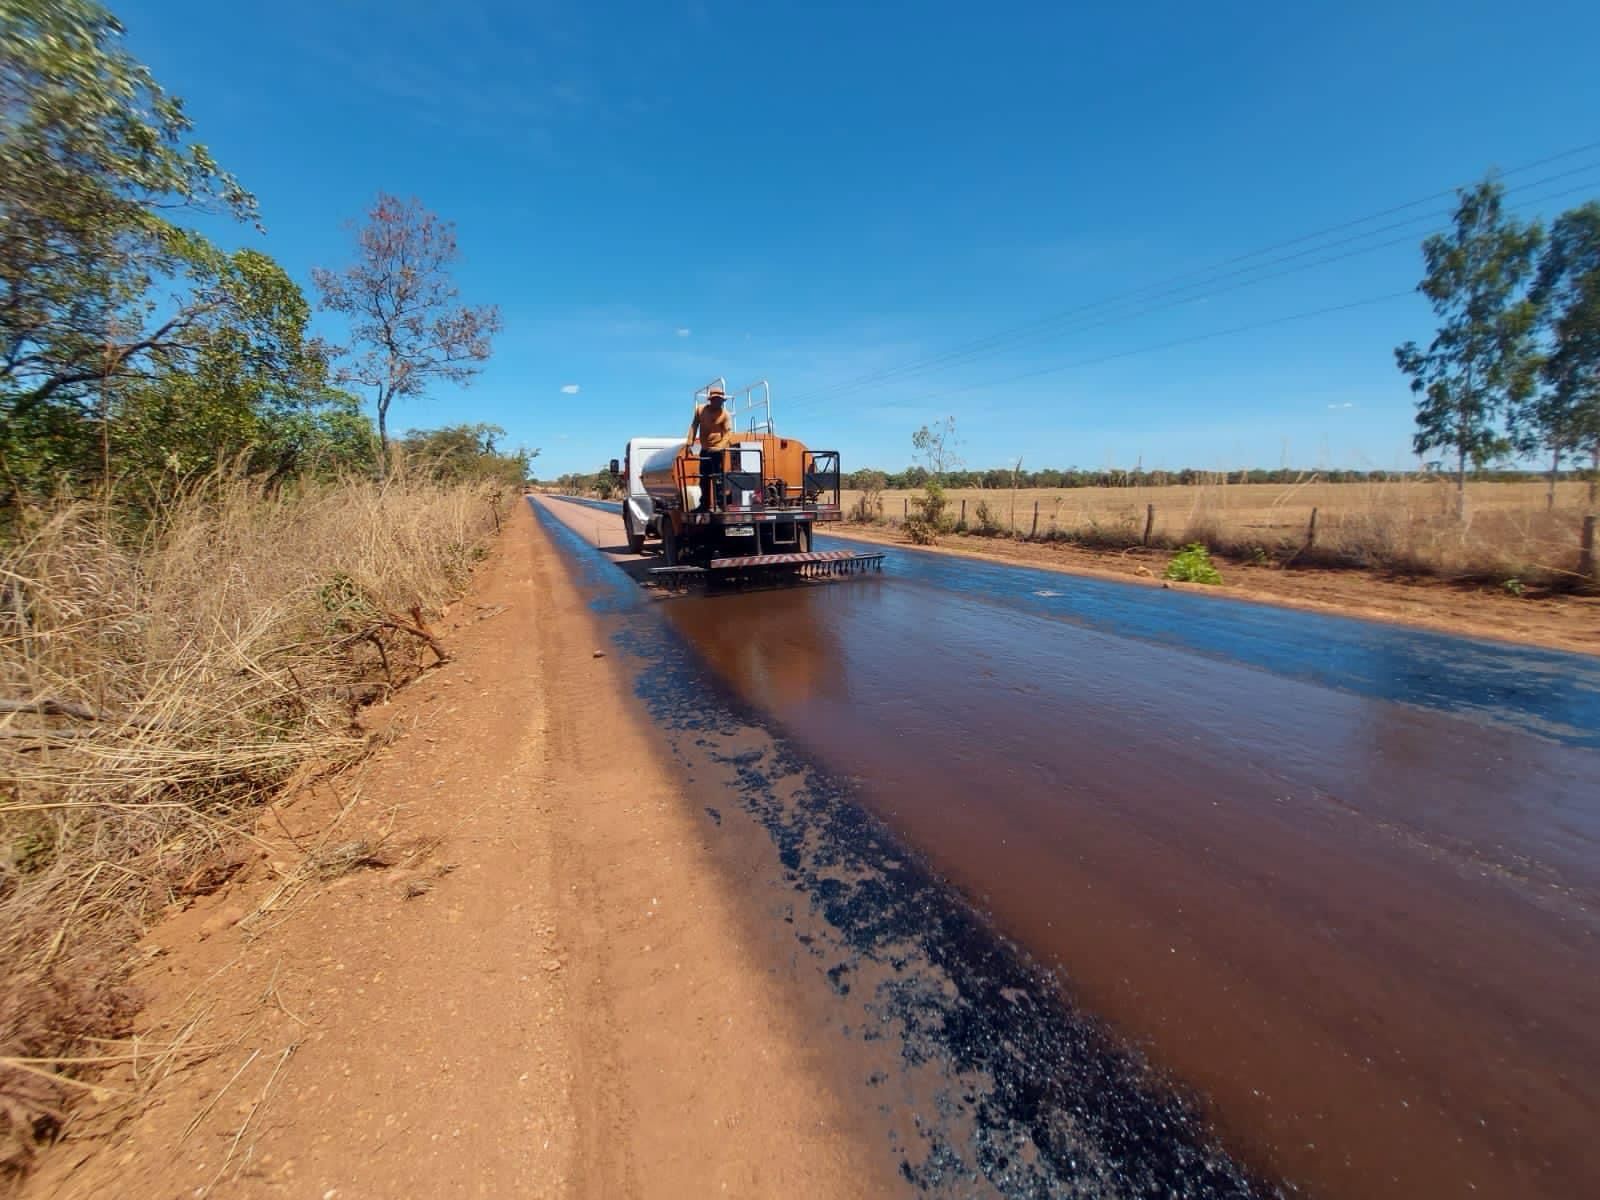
(1165, 544, 1223, 585)
(0, 1, 526, 1177)
(543, 465, 623, 499)
(0, 474, 501, 1176)
(903, 418, 960, 545)
(845, 478, 1591, 588)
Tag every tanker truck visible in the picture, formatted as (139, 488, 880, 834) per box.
(610, 379, 883, 586)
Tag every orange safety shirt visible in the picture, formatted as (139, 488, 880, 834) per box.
(689, 402, 736, 451)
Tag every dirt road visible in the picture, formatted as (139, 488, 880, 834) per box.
(27, 499, 899, 1198)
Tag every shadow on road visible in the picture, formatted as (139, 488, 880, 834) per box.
(601, 544, 662, 586)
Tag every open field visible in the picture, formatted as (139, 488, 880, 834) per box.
(844, 480, 1596, 584)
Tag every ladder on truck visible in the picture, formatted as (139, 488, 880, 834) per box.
(740, 380, 773, 434)
(693, 377, 774, 435)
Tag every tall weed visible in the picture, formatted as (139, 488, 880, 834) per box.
(0, 473, 503, 1178)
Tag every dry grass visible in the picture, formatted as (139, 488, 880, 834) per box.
(0, 474, 503, 1180)
(847, 479, 1595, 585)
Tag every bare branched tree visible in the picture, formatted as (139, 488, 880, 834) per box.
(911, 415, 962, 480)
(313, 195, 501, 476)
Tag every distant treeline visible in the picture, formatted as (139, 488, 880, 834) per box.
(837, 465, 1580, 491)
(539, 463, 1589, 496)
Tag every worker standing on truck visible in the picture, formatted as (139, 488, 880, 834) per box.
(687, 387, 735, 512)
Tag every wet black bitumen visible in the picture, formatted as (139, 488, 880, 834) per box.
(532, 497, 1281, 1199)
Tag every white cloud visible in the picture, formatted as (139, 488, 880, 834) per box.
(1327, 402, 1355, 410)
(675, 328, 691, 337)
(561, 384, 580, 394)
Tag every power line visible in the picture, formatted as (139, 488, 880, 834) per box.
(777, 174, 1599, 421)
(780, 163, 1599, 414)
(903, 289, 1416, 406)
(1173, 142, 1600, 270)
(775, 141, 1600, 412)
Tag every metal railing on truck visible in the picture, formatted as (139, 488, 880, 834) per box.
(804, 450, 841, 509)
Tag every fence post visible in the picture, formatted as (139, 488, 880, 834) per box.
(1143, 503, 1155, 546)
(1306, 507, 1319, 549)
(1030, 500, 1039, 539)
(1581, 514, 1596, 588)
(961, 498, 967, 527)
(903, 497, 909, 520)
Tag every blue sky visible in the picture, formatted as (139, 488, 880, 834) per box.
(118, 0, 1600, 476)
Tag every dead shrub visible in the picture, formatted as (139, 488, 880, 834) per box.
(971, 500, 1004, 536)
(849, 488, 883, 523)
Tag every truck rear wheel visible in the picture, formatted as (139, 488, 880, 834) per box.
(797, 522, 813, 553)
(624, 508, 646, 554)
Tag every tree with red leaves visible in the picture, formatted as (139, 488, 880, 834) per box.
(313, 194, 501, 476)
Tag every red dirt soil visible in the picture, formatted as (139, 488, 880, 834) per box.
(22, 502, 896, 1199)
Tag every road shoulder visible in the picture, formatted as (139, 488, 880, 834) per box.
(25, 500, 885, 1200)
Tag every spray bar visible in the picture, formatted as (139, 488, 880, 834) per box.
(707, 549, 872, 570)
(648, 551, 885, 591)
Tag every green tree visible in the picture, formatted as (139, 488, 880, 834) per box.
(0, 0, 257, 498)
(1527, 202, 1600, 509)
(396, 423, 535, 487)
(112, 251, 374, 489)
(313, 195, 501, 478)
(1395, 178, 1543, 517)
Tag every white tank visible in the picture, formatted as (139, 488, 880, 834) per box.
(633, 444, 704, 515)
(638, 443, 698, 510)
(619, 437, 682, 528)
